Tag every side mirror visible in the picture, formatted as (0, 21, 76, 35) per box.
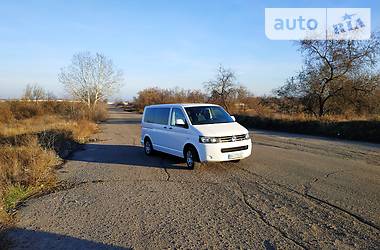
(231, 116, 236, 122)
(175, 118, 187, 128)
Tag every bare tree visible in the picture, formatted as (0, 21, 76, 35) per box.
(22, 83, 46, 101)
(46, 91, 57, 100)
(204, 65, 239, 112)
(234, 86, 254, 112)
(276, 35, 380, 116)
(58, 52, 123, 108)
(22, 84, 33, 100)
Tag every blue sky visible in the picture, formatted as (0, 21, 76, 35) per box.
(1, 0, 379, 100)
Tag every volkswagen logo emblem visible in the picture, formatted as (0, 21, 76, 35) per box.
(231, 135, 236, 142)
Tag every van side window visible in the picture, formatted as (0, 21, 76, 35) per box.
(144, 107, 170, 125)
(155, 108, 170, 125)
(143, 108, 154, 123)
(170, 108, 187, 127)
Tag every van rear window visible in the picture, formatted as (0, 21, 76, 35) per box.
(144, 107, 170, 125)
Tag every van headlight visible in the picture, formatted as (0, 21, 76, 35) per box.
(245, 133, 250, 139)
(199, 136, 220, 143)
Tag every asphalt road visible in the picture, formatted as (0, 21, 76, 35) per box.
(5, 107, 380, 249)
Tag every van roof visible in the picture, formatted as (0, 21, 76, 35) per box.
(145, 103, 220, 108)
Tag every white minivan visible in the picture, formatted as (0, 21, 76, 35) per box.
(140, 104, 252, 168)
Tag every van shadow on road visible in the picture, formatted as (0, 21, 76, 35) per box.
(3, 228, 128, 250)
(102, 118, 141, 125)
(69, 144, 189, 170)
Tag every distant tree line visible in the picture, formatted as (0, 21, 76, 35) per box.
(275, 34, 380, 117)
(133, 65, 257, 113)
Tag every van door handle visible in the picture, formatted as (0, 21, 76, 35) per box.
(163, 126, 167, 129)
(169, 127, 173, 130)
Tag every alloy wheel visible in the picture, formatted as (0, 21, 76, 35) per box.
(145, 140, 152, 155)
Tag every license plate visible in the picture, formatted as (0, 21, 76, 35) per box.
(228, 152, 243, 159)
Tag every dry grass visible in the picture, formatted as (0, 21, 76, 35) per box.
(241, 108, 380, 122)
(235, 112, 380, 143)
(0, 116, 96, 140)
(0, 138, 59, 223)
(0, 138, 58, 186)
(0, 141, 59, 202)
(90, 103, 109, 122)
(0, 101, 104, 223)
(234, 103, 380, 143)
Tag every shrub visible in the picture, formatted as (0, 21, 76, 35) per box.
(70, 120, 98, 143)
(0, 103, 14, 123)
(133, 87, 207, 112)
(90, 103, 108, 122)
(235, 115, 380, 143)
(0, 137, 58, 189)
(0, 101, 109, 123)
(9, 101, 44, 120)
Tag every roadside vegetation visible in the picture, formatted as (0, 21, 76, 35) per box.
(0, 51, 122, 226)
(0, 99, 107, 224)
(131, 85, 379, 142)
(0, 53, 123, 249)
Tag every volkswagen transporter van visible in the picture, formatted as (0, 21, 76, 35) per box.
(141, 104, 252, 168)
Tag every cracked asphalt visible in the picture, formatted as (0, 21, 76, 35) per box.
(5, 107, 380, 249)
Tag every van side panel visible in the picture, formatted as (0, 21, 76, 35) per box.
(163, 107, 195, 158)
(141, 107, 171, 154)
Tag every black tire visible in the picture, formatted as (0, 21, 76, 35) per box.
(230, 159, 241, 163)
(184, 146, 199, 169)
(144, 138, 154, 156)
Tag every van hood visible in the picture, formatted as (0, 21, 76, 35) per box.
(193, 122, 248, 137)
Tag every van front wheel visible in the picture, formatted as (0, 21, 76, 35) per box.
(185, 147, 198, 169)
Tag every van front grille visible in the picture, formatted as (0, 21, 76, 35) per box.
(221, 145, 249, 153)
(219, 134, 247, 143)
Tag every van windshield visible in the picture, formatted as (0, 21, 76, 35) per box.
(185, 106, 234, 125)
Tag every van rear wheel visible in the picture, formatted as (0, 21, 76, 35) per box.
(144, 138, 154, 156)
(185, 147, 198, 169)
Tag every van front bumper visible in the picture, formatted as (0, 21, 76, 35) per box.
(197, 139, 252, 162)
